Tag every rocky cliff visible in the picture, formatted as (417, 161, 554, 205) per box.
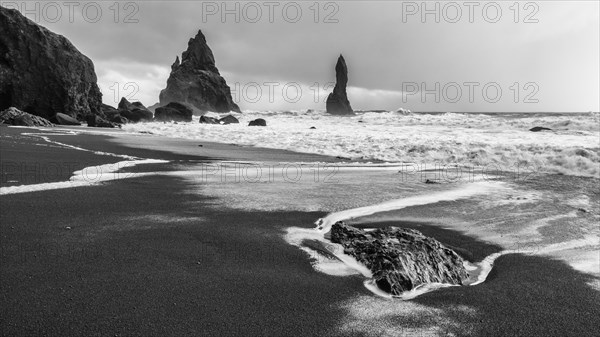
(0, 6, 103, 120)
(326, 55, 353, 114)
(158, 30, 240, 113)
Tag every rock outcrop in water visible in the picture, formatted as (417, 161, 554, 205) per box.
(219, 115, 239, 125)
(86, 114, 117, 128)
(101, 104, 128, 124)
(326, 55, 353, 115)
(0, 6, 103, 120)
(117, 98, 153, 123)
(248, 118, 267, 126)
(154, 102, 193, 122)
(529, 126, 552, 132)
(199, 116, 220, 124)
(199, 114, 240, 125)
(158, 30, 240, 113)
(330, 222, 469, 295)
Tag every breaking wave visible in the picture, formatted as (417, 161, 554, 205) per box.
(123, 110, 600, 178)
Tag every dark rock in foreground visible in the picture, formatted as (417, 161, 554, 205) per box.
(118, 98, 153, 123)
(0, 7, 103, 120)
(326, 55, 353, 115)
(155, 102, 193, 122)
(50, 113, 81, 126)
(0, 107, 53, 127)
(529, 126, 552, 132)
(248, 118, 266, 126)
(330, 222, 469, 295)
(158, 30, 240, 113)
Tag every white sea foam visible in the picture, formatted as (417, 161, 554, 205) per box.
(284, 180, 510, 299)
(316, 180, 507, 233)
(1, 130, 168, 195)
(336, 295, 477, 336)
(122, 111, 600, 178)
(284, 226, 372, 277)
(0, 159, 168, 195)
(20, 131, 137, 160)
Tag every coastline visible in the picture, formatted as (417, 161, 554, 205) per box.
(2, 1, 598, 335)
(0, 125, 360, 336)
(1, 125, 599, 336)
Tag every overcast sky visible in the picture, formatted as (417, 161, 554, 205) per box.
(4, 1, 599, 112)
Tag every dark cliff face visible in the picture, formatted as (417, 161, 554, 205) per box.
(326, 54, 353, 115)
(159, 30, 240, 113)
(0, 6, 103, 119)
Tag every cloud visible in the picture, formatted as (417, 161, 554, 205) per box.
(95, 60, 170, 107)
(6, 0, 599, 112)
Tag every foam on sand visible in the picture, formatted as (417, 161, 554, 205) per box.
(0, 159, 168, 195)
(335, 294, 478, 336)
(284, 226, 372, 277)
(21, 131, 137, 160)
(1, 129, 168, 195)
(315, 180, 508, 233)
(285, 180, 509, 299)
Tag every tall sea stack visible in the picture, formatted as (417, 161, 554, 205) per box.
(326, 54, 353, 115)
(158, 30, 240, 113)
(0, 6, 103, 120)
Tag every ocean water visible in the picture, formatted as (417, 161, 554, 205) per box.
(123, 110, 600, 178)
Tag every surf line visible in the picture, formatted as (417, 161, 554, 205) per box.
(21, 130, 137, 159)
(315, 180, 506, 232)
(287, 180, 511, 299)
(1, 130, 168, 195)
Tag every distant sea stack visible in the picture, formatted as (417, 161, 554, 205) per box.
(0, 6, 103, 120)
(326, 54, 353, 115)
(158, 30, 240, 113)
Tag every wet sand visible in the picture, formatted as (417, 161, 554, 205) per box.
(1, 126, 599, 336)
(0, 126, 363, 335)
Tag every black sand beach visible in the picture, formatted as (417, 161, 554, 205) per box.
(1, 126, 599, 336)
(2, 1, 598, 335)
(1, 126, 365, 336)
